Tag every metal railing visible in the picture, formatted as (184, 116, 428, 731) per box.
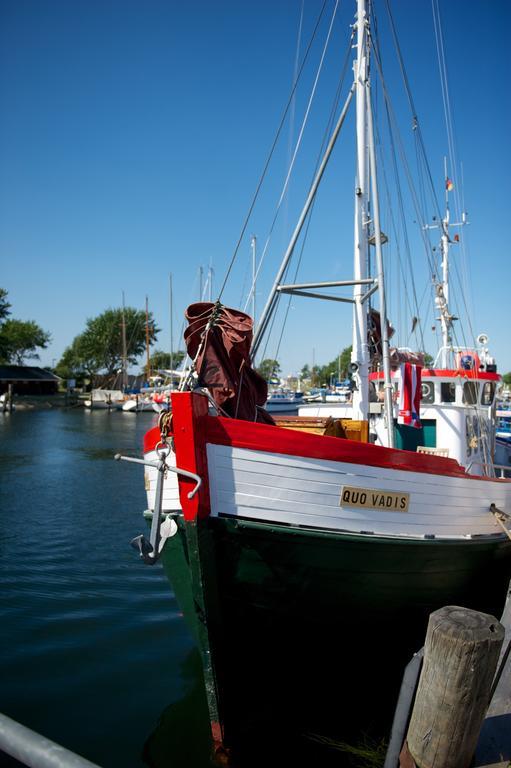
(465, 461, 511, 478)
(0, 713, 102, 768)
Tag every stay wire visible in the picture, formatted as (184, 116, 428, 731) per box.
(244, 1, 347, 316)
(269, 23, 356, 367)
(384, 0, 442, 222)
(217, 0, 329, 301)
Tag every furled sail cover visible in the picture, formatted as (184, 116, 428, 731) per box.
(184, 302, 275, 424)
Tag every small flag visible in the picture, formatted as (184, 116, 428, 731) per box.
(398, 363, 422, 429)
(446, 178, 454, 192)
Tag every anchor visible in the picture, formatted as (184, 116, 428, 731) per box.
(114, 450, 202, 564)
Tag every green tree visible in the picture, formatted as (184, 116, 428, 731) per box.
(256, 358, 281, 382)
(148, 349, 186, 372)
(502, 372, 511, 387)
(317, 345, 352, 386)
(0, 288, 11, 321)
(57, 307, 159, 380)
(55, 334, 98, 381)
(0, 319, 51, 365)
(423, 352, 434, 367)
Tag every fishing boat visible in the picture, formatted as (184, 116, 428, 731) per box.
(120, 1, 511, 761)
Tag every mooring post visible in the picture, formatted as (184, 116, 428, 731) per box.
(403, 606, 504, 768)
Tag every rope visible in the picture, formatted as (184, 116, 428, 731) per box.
(490, 504, 511, 541)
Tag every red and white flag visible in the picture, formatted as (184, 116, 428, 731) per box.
(398, 363, 422, 428)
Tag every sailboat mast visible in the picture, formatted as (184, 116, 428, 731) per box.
(121, 291, 128, 392)
(351, 0, 370, 422)
(145, 295, 151, 380)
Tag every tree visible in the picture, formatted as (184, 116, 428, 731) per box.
(0, 319, 51, 365)
(502, 372, 511, 387)
(423, 352, 434, 367)
(316, 345, 353, 386)
(256, 358, 281, 382)
(0, 288, 11, 321)
(148, 349, 186, 372)
(57, 306, 160, 380)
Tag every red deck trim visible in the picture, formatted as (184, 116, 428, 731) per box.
(202, 412, 469, 478)
(145, 394, 510, 489)
(369, 369, 500, 381)
(144, 393, 477, 479)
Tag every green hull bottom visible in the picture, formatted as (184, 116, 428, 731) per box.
(160, 516, 511, 764)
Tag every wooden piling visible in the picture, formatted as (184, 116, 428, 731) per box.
(405, 606, 504, 768)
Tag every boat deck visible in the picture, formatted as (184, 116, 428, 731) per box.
(475, 590, 511, 767)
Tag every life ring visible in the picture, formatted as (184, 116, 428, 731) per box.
(455, 350, 480, 371)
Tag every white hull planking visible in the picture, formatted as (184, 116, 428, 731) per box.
(206, 444, 509, 540)
(145, 443, 510, 540)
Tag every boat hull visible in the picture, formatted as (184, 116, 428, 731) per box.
(158, 513, 511, 757)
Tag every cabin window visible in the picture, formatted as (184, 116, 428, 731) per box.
(441, 382, 456, 403)
(462, 382, 479, 405)
(481, 382, 496, 405)
(421, 381, 434, 404)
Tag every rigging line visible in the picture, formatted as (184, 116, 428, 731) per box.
(217, 0, 329, 301)
(243, 4, 349, 315)
(432, 1, 476, 353)
(370, 42, 437, 279)
(432, 0, 456, 181)
(277, 0, 340, 215)
(268, 25, 356, 361)
(376, 133, 424, 351)
(377, 89, 426, 351)
(384, 0, 442, 222)
(281, 0, 305, 242)
(244, 26, 355, 317)
(457, 162, 475, 327)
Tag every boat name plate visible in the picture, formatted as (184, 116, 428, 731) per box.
(340, 485, 409, 512)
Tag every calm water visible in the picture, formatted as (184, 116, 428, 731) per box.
(0, 409, 212, 768)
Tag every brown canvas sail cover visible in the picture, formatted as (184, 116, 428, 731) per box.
(184, 302, 275, 424)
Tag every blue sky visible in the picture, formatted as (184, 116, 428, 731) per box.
(1, 0, 509, 377)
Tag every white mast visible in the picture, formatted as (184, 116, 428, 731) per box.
(426, 158, 468, 368)
(351, 0, 370, 422)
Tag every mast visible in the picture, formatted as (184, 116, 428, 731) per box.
(425, 158, 468, 368)
(145, 295, 151, 381)
(352, 0, 394, 446)
(121, 291, 128, 392)
(169, 273, 174, 389)
(207, 266, 213, 302)
(350, 0, 370, 423)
